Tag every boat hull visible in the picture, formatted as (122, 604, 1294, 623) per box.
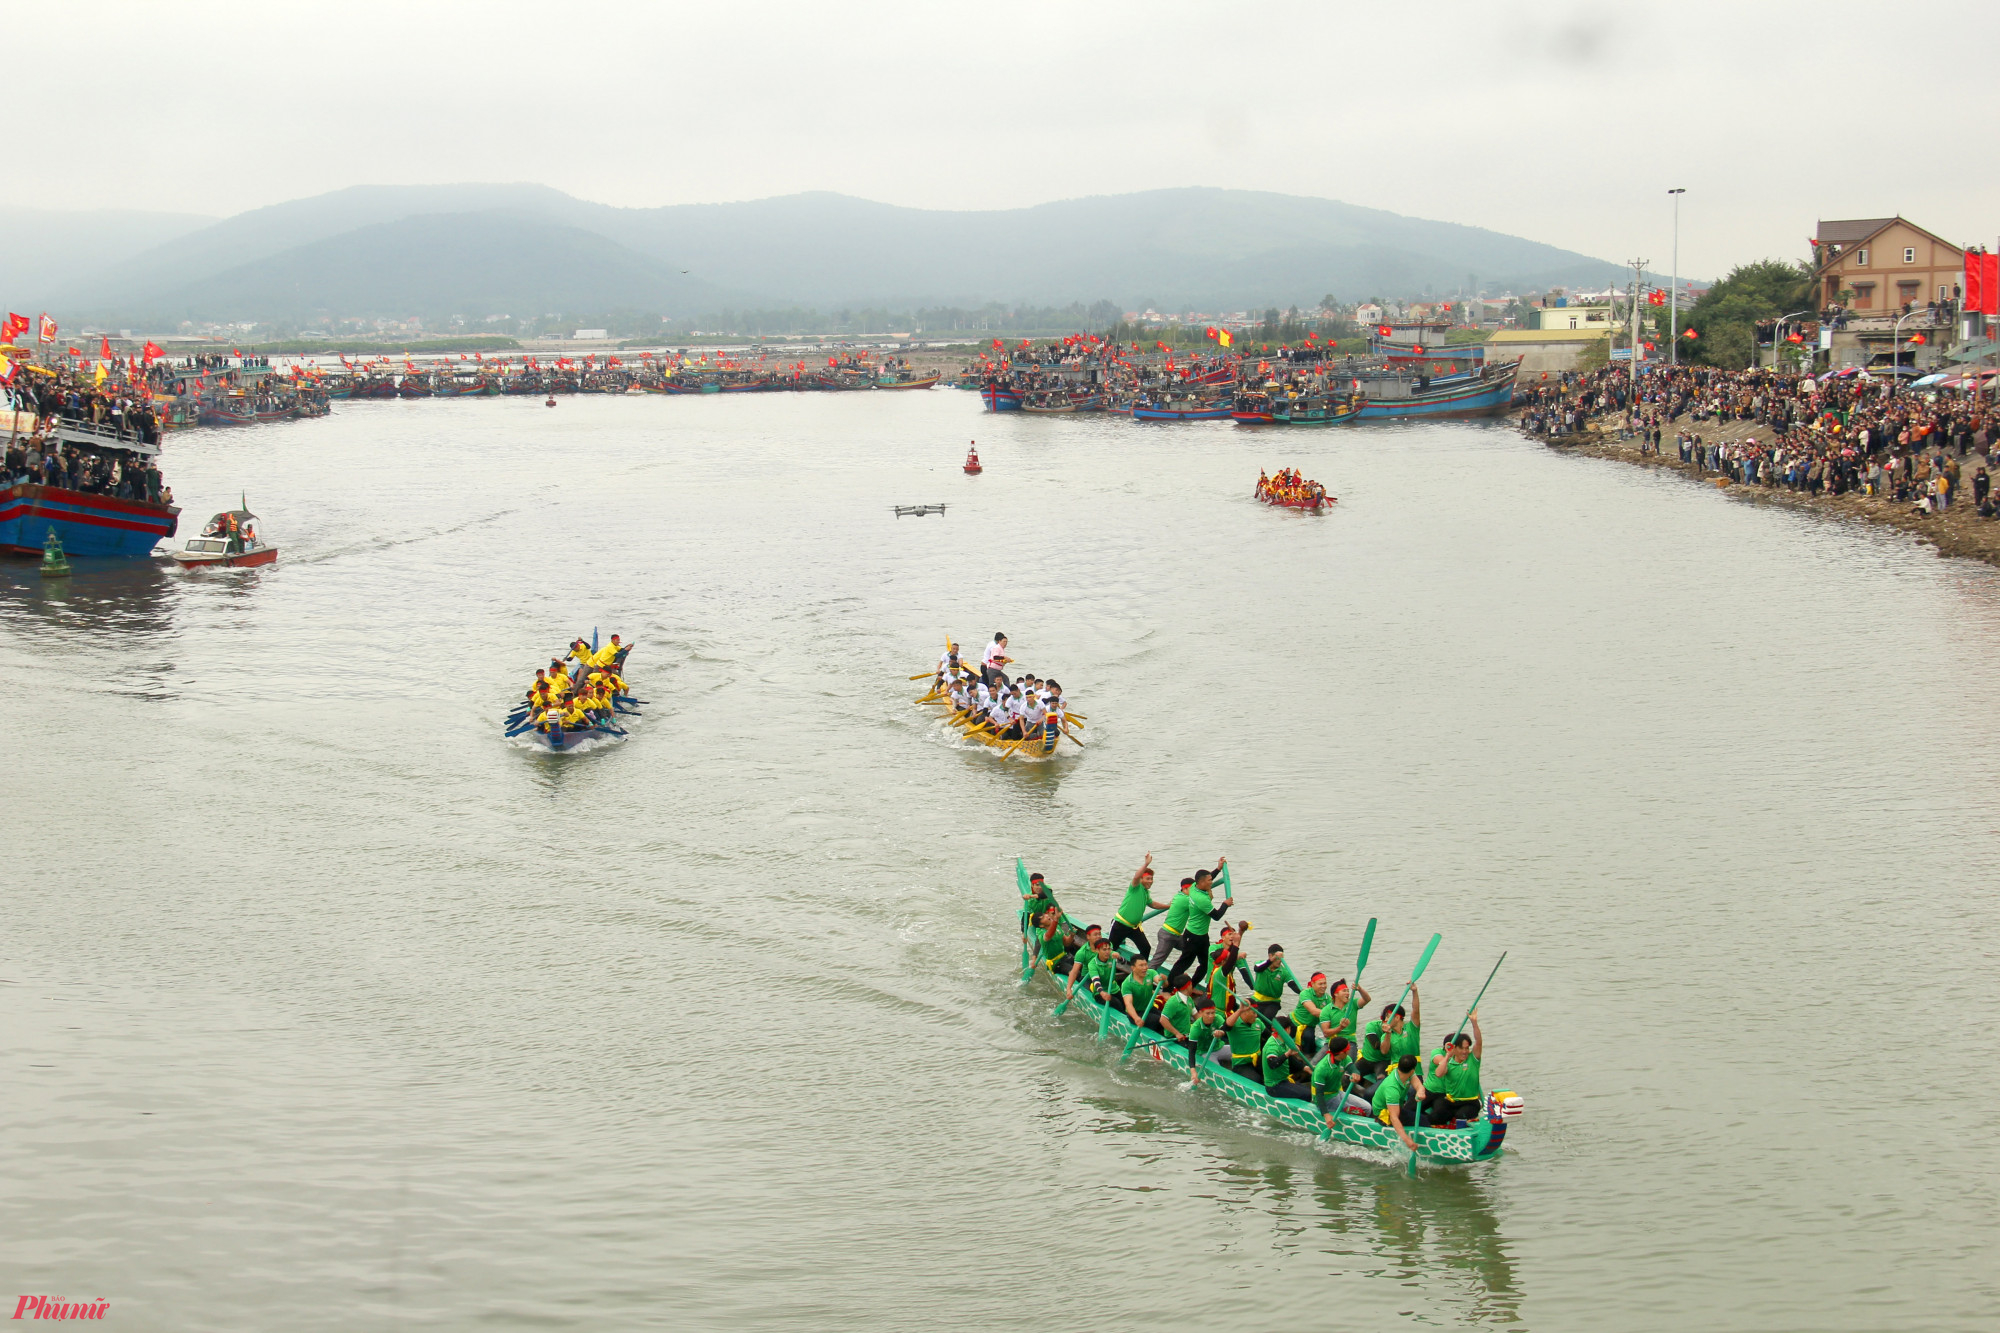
(981, 387, 1023, 412)
(171, 547, 278, 569)
(878, 375, 940, 390)
(1132, 405, 1232, 421)
(1025, 917, 1505, 1166)
(1357, 370, 1518, 420)
(0, 484, 179, 558)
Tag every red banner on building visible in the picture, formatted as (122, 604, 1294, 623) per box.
(1973, 251, 1999, 317)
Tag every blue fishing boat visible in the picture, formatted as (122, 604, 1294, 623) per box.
(0, 421, 178, 558)
(981, 383, 1023, 412)
(1355, 363, 1518, 420)
(1131, 399, 1232, 421)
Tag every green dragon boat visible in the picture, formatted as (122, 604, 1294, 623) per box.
(1018, 882, 1515, 1167)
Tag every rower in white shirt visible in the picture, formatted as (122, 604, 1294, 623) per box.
(935, 641, 963, 689)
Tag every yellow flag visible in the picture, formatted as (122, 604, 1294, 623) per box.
(0, 353, 10, 381)
(94, 363, 107, 384)
(1219, 330, 1233, 348)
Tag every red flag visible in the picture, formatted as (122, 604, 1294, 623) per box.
(1018, 339, 1030, 350)
(143, 341, 162, 362)
(992, 338, 1002, 349)
(608, 357, 622, 367)
(1647, 289, 1666, 306)
(1205, 326, 1218, 339)
(1785, 332, 1804, 344)
(1, 312, 26, 341)
(232, 347, 241, 356)
(1973, 251, 2000, 317)
(1376, 324, 1392, 337)
(1155, 340, 1169, 352)
(1683, 328, 1699, 339)
(1411, 345, 1425, 354)
(828, 357, 838, 367)
(99, 336, 111, 358)
(38, 313, 57, 343)
(1908, 333, 1926, 345)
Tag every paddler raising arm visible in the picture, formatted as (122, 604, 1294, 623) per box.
(1109, 853, 1169, 960)
(1147, 877, 1194, 972)
(1423, 1012, 1483, 1128)
(1247, 943, 1302, 1020)
(1164, 860, 1233, 991)
(1316, 977, 1371, 1059)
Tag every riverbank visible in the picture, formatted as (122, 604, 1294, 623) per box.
(1538, 414, 2000, 569)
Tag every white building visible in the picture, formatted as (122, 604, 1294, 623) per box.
(573, 329, 610, 340)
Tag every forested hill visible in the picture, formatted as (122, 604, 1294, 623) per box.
(18, 184, 1641, 323)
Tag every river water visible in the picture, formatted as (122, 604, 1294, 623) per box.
(4, 390, 1996, 1331)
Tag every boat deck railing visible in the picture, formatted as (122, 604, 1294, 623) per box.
(45, 417, 162, 457)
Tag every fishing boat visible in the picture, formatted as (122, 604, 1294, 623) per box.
(0, 421, 179, 558)
(1355, 362, 1518, 420)
(1131, 398, 1233, 421)
(397, 375, 433, 399)
(1018, 883, 1518, 1166)
(170, 501, 276, 569)
(980, 383, 1023, 412)
(1232, 392, 1363, 426)
(878, 373, 940, 390)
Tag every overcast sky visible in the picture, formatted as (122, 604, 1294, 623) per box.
(14, 0, 1998, 280)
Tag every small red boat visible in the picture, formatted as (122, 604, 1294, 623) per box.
(963, 445, 982, 475)
(171, 502, 277, 568)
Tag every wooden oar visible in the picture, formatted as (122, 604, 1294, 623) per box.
(1059, 725, 1084, 748)
(503, 718, 537, 737)
(907, 672, 934, 680)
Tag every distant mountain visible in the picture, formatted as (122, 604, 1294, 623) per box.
(49, 184, 1652, 324)
(0, 209, 217, 309)
(130, 212, 727, 323)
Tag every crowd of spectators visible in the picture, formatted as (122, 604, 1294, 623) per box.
(4, 363, 170, 505)
(1521, 363, 1997, 516)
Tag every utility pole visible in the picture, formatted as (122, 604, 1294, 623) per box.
(1668, 189, 1686, 366)
(1627, 258, 1649, 392)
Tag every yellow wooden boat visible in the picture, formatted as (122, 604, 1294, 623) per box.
(913, 667, 1077, 760)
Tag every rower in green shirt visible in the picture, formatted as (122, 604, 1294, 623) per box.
(1288, 972, 1331, 1056)
(1387, 984, 1423, 1066)
(1157, 983, 1195, 1042)
(1110, 852, 1169, 961)
(1065, 936, 1118, 1007)
(1147, 877, 1194, 970)
(1370, 1054, 1427, 1151)
(1034, 907, 1071, 975)
(1164, 859, 1232, 990)
(1116, 957, 1159, 1027)
(1311, 1036, 1359, 1126)
(1423, 1011, 1483, 1126)
(1247, 942, 1301, 1020)
(1224, 1000, 1263, 1079)
(1259, 1022, 1311, 1100)
(1316, 977, 1370, 1060)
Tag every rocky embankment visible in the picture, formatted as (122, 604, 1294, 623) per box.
(1537, 415, 2000, 569)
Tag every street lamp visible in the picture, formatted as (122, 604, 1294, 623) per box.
(1772, 309, 1811, 373)
(1890, 306, 1932, 393)
(1668, 189, 1685, 367)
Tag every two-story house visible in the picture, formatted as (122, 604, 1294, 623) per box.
(1813, 217, 1963, 313)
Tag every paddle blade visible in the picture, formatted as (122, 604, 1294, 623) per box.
(1410, 932, 1443, 982)
(1016, 857, 1029, 895)
(1355, 917, 1377, 979)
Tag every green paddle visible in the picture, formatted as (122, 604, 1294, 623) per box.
(1394, 932, 1442, 1176)
(1016, 858, 1036, 984)
(1452, 952, 1507, 1044)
